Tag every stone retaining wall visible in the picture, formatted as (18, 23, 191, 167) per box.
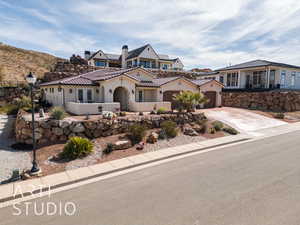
(0, 86, 29, 105)
(15, 111, 206, 145)
(222, 91, 300, 112)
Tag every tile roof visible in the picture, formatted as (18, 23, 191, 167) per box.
(216, 59, 300, 71)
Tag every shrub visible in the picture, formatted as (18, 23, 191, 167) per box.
(150, 110, 156, 115)
(119, 111, 126, 117)
(60, 137, 93, 160)
(158, 129, 167, 139)
(0, 104, 19, 115)
(157, 107, 167, 114)
(208, 127, 216, 134)
(161, 120, 177, 138)
(223, 127, 238, 135)
(139, 112, 144, 116)
(103, 143, 114, 155)
(50, 107, 66, 120)
(15, 96, 31, 111)
(128, 124, 147, 144)
(212, 121, 224, 131)
(274, 112, 285, 119)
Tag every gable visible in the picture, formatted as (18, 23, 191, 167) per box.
(90, 50, 108, 60)
(126, 68, 155, 81)
(161, 77, 198, 89)
(139, 45, 159, 60)
(173, 58, 184, 68)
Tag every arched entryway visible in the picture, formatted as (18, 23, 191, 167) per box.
(113, 87, 129, 111)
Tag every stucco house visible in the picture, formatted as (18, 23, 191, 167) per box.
(198, 60, 300, 90)
(40, 67, 223, 115)
(84, 44, 184, 71)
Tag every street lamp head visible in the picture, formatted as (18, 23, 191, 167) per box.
(26, 72, 37, 85)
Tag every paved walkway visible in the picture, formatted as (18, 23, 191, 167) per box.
(202, 107, 287, 134)
(0, 115, 31, 183)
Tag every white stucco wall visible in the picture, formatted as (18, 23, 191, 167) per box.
(66, 102, 120, 115)
(129, 102, 171, 112)
(100, 75, 136, 104)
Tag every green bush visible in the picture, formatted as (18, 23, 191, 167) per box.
(128, 124, 147, 144)
(274, 112, 285, 119)
(50, 107, 66, 120)
(157, 107, 167, 114)
(15, 96, 31, 111)
(223, 127, 238, 135)
(212, 121, 224, 131)
(60, 137, 93, 160)
(103, 143, 114, 155)
(0, 104, 19, 115)
(161, 120, 177, 138)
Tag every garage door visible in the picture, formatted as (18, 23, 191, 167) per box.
(163, 91, 180, 109)
(204, 91, 216, 108)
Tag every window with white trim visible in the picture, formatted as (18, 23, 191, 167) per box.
(226, 72, 239, 87)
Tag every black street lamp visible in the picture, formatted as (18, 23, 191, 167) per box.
(25, 72, 41, 175)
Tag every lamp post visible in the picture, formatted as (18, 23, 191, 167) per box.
(25, 72, 40, 175)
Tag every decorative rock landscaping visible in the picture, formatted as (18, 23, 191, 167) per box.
(15, 110, 207, 145)
(222, 90, 300, 112)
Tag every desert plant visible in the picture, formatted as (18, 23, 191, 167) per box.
(223, 127, 238, 135)
(212, 121, 224, 131)
(103, 143, 114, 155)
(0, 104, 19, 115)
(161, 120, 177, 138)
(173, 91, 207, 112)
(119, 111, 126, 117)
(139, 112, 144, 116)
(150, 110, 156, 115)
(208, 127, 216, 134)
(60, 137, 93, 160)
(274, 112, 285, 119)
(157, 107, 167, 114)
(128, 124, 147, 144)
(50, 107, 66, 120)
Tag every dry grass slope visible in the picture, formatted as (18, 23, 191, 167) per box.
(0, 42, 65, 83)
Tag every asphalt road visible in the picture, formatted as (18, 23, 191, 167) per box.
(1, 131, 300, 225)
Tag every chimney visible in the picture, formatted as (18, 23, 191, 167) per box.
(84, 50, 91, 60)
(121, 45, 128, 68)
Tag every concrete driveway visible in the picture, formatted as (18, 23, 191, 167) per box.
(202, 107, 287, 133)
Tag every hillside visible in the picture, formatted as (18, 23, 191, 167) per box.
(0, 43, 65, 83)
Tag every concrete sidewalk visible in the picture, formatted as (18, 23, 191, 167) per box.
(0, 134, 250, 203)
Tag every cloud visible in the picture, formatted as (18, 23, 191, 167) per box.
(1, 0, 300, 69)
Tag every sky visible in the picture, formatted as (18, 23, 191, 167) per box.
(0, 0, 300, 70)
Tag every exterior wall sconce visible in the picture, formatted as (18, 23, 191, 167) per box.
(159, 90, 162, 94)
(132, 90, 135, 94)
(109, 89, 112, 94)
(96, 89, 99, 94)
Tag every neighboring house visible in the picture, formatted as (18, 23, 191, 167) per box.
(85, 44, 184, 71)
(199, 60, 300, 90)
(40, 67, 223, 115)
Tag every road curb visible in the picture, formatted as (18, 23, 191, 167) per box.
(0, 135, 250, 204)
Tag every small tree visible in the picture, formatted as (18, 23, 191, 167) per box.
(173, 91, 207, 112)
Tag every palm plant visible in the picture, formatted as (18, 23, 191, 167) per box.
(173, 91, 207, 112)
